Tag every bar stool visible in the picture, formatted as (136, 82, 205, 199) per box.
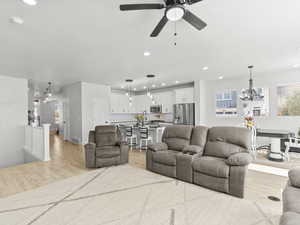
(156, 127, 166, 143)
(139, 127, 152, 151)
(126, 126, 137, 150)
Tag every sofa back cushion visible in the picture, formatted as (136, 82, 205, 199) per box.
(204, 127, 251, 158)
(162, 125, 193, 151)
(95, 125, 118, 147)
(190, 126, 209, 149)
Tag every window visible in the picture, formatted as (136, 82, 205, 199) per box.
(216, 90, 237, 116)
(278, 84, 300, 116)
(240, 88, 269, 117)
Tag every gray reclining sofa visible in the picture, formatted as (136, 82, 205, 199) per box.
(146, 125, 252, 198)
(280, 167, 300, 225)
(84, 125, 129, 168)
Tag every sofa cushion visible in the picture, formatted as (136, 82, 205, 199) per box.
(280, 212, 300, 225)
(96, 146, 120, 158)
(190, 126, 209, 148)
(289, 167, 300, 188)
(163, 125, 193, 140)
(162, 125, 193, 151)
(95, 126, 118, 147)
(164, 138, 190, 151)
(152, 150, 178, 166)
(283, 182, 300, 214)
(204, 141, 246, 159)
(148, 143, 168, 152)
(207, 127, 252, 150)
(192, 156, 230, 178)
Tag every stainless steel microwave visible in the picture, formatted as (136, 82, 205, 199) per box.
(150, 105, 162, 113)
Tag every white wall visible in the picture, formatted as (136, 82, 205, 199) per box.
(40, 101, 56, 130)
(195, 70, 300, 134)
(0, 75, 27, 168)
(61, 82, 111, 144)
(81, 82, 111, 144)
(194, 80, 207, 125)
(61, 82, 82, 144)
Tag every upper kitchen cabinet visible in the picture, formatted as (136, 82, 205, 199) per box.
(110, 92, 119, 113)
(136, 95, 152, 113)
(175, 88, 194, 104)
(111, 92, 135, 113)
(156, 91, 174, 113)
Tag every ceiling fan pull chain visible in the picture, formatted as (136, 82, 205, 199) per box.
(174, 22, 177, 46)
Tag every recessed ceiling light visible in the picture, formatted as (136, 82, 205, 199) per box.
(133, 88, 137, 91)
(143, 86, 147, 89)
(22, 0, 37, 6)
(293, 64, 300, 68)
(10, 17, 24, 25)
(202, 66, 209, 71)
(161, 83, 166, 86)
(152, 84, 156, 88)
(121, 86, 124, 89)
(144, 51, 151, 56)
(218, 76, 224, 80)
(175, 81, 179, 84)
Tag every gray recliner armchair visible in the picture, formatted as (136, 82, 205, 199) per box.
(84, 125, 129, 168)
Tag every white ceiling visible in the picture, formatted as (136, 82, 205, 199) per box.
(0, 0, 300, 90)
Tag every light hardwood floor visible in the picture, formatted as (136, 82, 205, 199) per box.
(0, 134, 288, 217)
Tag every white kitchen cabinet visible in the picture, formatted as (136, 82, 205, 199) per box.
(135, 95, 151, 113)
(135, 95, 147, 113)
(156, 91, 173, 113)
(110, 92, 119, 113)
(111, 92, 134, 113)
(111, 88, 193, 114)
(175, 88, 194, 104)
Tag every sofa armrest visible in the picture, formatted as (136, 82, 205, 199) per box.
(226, 152, 252, 166)
(120, 144, 129, 164)
(85, 142, 96, 149)
(289, 167, 300, 188)
(182, 145, 203, 155)
(148, 143, 168, 152)
(84, 143, 96, 168)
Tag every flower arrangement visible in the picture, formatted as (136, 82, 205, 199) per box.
(244, 116, 254, 128)
(135, 114, 144, 122)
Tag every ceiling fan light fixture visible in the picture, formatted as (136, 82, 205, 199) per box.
(166, 6, 185, 22)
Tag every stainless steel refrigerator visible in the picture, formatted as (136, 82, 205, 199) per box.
(173, 103, 195, 125)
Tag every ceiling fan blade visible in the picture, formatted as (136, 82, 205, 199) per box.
(183, 10, 207, 31)
(150, 16, 168, 37)
(186, 0, 203, 5)
(120, 4, 165, 11)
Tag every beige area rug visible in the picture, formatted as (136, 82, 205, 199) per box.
(0, 165, 280, 225)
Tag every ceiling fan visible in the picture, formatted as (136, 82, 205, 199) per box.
(120, 0, 207, 37)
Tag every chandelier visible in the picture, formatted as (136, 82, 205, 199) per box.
(240, 66, 264, 101)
